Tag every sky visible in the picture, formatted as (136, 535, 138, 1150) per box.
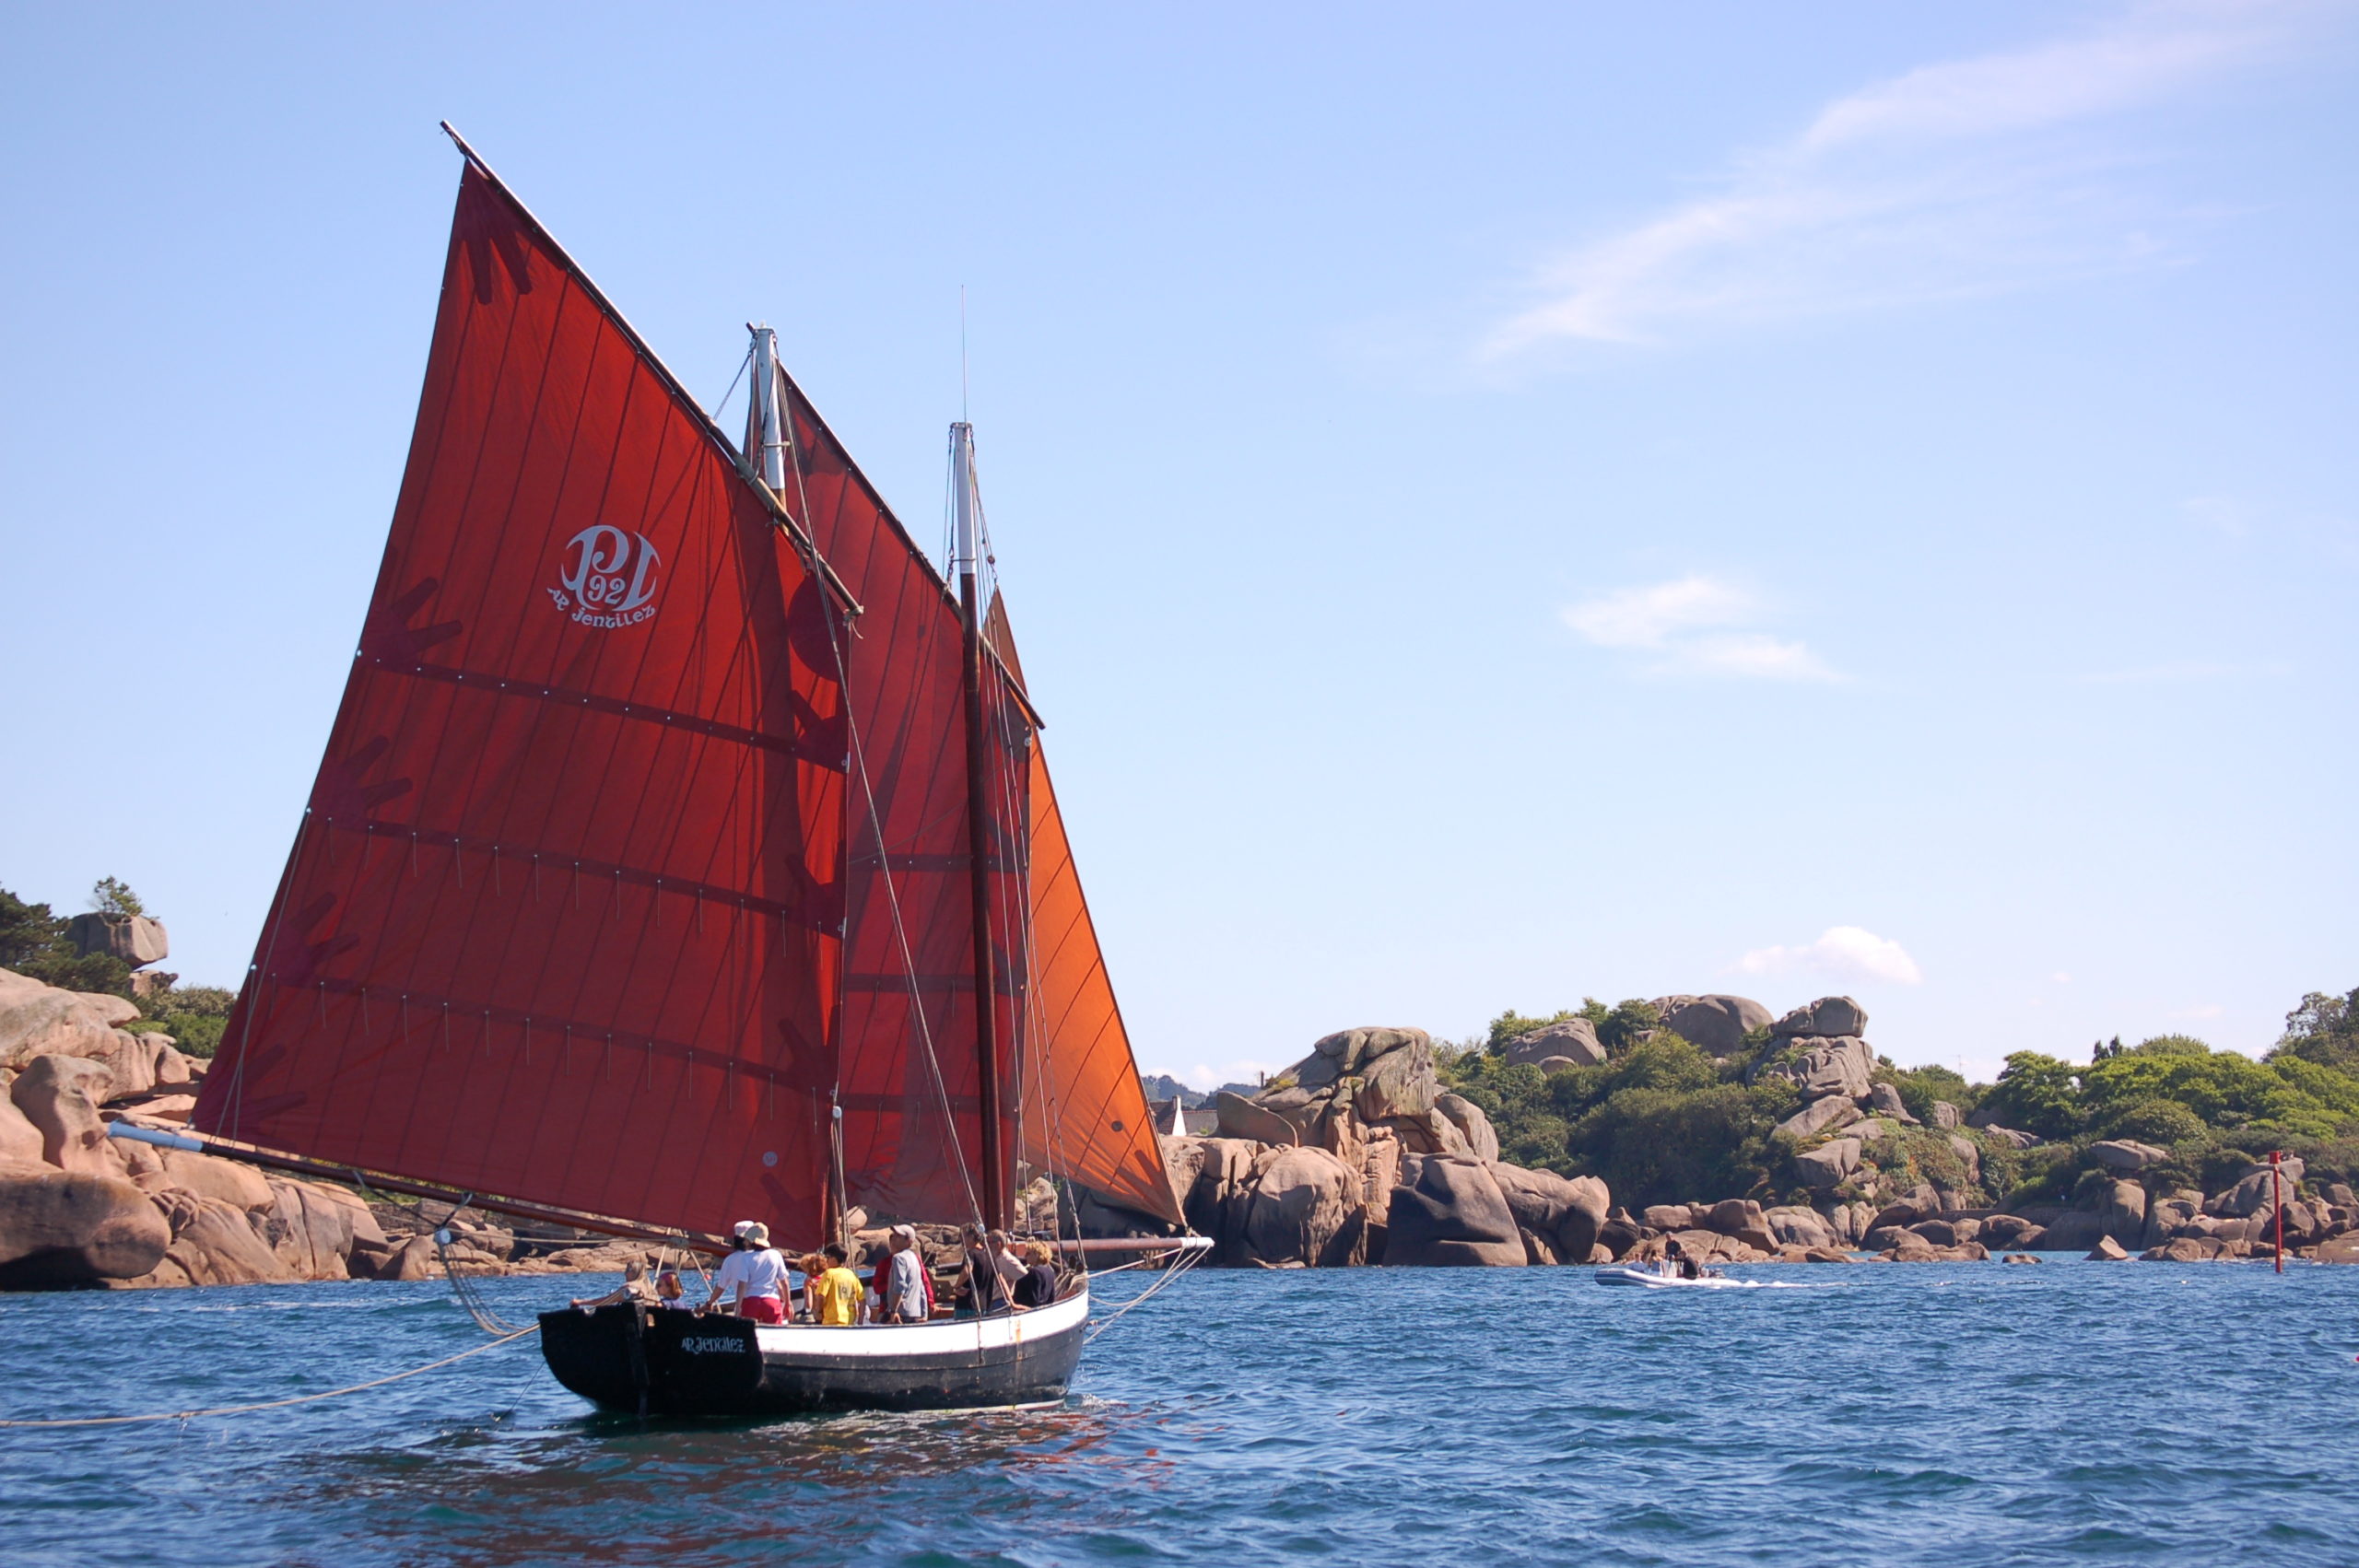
(2, 3, 2353, 1091)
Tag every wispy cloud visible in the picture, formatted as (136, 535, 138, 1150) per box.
(1483, 2, 2307, 357)
(1562, 575, 1838, 681)
(1739, 926, 1926, 987)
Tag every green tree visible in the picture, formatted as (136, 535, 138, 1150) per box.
(2098, 1097, 2209, 1146)
(1484, 1008, 1578, 1051)
(0, 886, 61, 969)
(1980, 1052, 2084, 1140)
(0, 883, 132, 996)
(138, 984, 239, 1059)
(2129, 1034, 2211, 1058)
(2272, 988, 2359, 1072)
(1884, 1062, 1975, 1123)
(1595, 998, 1662, 1054)
(2082, 1051, 2359, 1142)
(89, 876, 146, 918)
(1562, 1082, 1787, 1209)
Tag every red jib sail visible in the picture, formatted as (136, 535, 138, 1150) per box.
(1020, 742, 1184, 1223)
(193, 162, 850, 1244)
(766, 373, 1033, 1226)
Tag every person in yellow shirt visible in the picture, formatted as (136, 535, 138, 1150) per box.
(812, 1242, 867, 1326)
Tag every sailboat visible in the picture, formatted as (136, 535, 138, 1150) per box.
(144, 126, 1197, 1415)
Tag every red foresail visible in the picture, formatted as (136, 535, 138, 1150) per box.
(194, 164, 848, 1246)
(1020, 743, 1184, 1224)
(771, 375, 1031, 1227)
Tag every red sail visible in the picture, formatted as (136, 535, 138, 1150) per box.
(770, 375, 1030, 1225)
(1020, 742, 1184, 1223)
(194, 164, 848, 1246)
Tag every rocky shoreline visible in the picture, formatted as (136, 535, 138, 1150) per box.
(5, 962, 2354, 1292)
(1086, 1004, 2359, 1270)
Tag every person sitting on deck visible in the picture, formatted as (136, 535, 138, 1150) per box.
(569, 1258, 652, 1311)
(703, 1222, 790, 1324)
(882, 1224, 932, 1323)
(1013, 1240, 1059, 1309)
(653, 1267, 694, 1310)
(987, 1229, 1026, 1304)
(812, 1243, 867, 1326)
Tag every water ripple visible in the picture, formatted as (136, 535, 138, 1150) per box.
(1, 1261, 2355, 1564)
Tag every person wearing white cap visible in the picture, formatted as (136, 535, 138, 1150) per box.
(703, 1219, 790, 1324)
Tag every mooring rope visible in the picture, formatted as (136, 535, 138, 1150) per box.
(0, 1325, 539, 1429)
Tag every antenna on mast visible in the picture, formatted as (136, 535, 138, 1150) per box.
(959, 286, 969, 425)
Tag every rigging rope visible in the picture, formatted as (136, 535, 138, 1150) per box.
(1084, 1242, 1204, 1345)
(0, 1326, 539, 1429)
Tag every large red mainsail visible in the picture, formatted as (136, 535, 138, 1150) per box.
(194, 162, 849, 1244)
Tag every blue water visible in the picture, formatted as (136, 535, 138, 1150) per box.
(3, 1259, 2355, 1566)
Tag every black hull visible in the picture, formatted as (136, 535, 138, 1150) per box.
(538, 1294, 1089, 1417)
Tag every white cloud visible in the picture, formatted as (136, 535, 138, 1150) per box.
(1738, 925, 1925, 986)
(1561, 575, 1839, 681)
(1483, 2, 2307, 357)
(1561, 575, 1751, 648)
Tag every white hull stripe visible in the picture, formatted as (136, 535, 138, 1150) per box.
(750, 1286, 1089, 1360)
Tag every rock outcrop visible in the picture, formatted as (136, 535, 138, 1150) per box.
(1435, 1094, 1499, 1163)
(0, 1163, 170, 1285)
(1212, 1091, 1299, 1147)
(1795, 1137, 1862, 1189)
(140, 1188, 299, 1286)
(11, 1055, 122, 1176)
(1651, 994, 1771, 1057)
(1386, 1156, 1525, 1267)
(1773, 996, 1868, 1039)
(1501, 1018, 1603, 1070)
(2088, 1140, 2168, 1172)
(1239, 1145, 1361, 1269)
(1776, 1094, 1861, 1141)
(1773, 1036, 1876, 1102)
(1488, 1164, 1608, 1264)
(64, 913, 170, 968)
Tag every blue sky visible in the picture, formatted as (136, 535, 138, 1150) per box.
(3, 3, 2353, 1088)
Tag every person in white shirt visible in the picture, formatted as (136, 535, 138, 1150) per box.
(883, 1224, 931, 1323)
(703, 1221, 790, 1324)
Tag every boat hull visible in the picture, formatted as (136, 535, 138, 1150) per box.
(1594, 1266, 1760, 1289)
(538, 1287, 1089, 1416)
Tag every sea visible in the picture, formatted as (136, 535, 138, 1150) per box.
(2, 1258, 2353, 1566)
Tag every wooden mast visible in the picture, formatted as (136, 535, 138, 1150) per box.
(951, 420, 1007, 1233)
